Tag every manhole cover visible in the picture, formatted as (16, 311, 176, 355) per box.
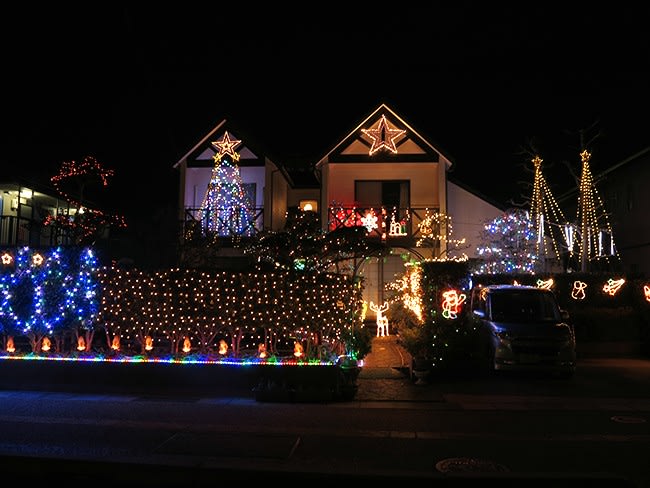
(436, 457, 509, 473)
(611, 415, 646, 424)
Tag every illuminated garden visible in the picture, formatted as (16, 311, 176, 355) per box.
(1, 140, 649, 401)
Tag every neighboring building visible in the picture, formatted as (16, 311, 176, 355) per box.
(173, 103, 505, 310)
(0, 179, 75, 247)
(558, 145, 650, 277)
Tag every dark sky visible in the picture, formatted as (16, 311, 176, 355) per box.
(3, 5, 649, 223)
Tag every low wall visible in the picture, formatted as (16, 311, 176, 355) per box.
(0, 358, 360, 402)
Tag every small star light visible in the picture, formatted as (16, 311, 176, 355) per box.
(1, 252, 13, 265)
(212, 131, 242, 162)
(361, 115, 406, 155)
(32, 253, 44, 266)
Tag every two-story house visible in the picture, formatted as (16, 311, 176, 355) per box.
(173, 103, 506, 313)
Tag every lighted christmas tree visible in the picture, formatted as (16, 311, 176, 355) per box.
(573, 149, 619, 271)
(198, 131, 255, 237)
(475, 208, 539, 274)
(529, 155, 570, 266)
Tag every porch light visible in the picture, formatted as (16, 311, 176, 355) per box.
(300, 200, 317, 212)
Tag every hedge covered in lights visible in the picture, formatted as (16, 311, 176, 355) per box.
(0, 247, 364, 362)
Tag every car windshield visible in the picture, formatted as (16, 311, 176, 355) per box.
(489, 291, 561, 323)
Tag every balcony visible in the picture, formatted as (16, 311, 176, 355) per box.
(327, 206, 443, 250)
(181, 205, 444, 252)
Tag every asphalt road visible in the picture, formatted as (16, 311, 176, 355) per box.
(1, 345, 649, 487)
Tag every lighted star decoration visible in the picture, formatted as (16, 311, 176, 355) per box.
(1, 252, 13, 265)
(644, 285, 650, 303)
(32, 253, 44, 266)
(212, 131, 242, 162)
(361, 115, 406, 155)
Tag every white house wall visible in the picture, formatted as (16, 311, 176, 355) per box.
(447, 181, 503, 259)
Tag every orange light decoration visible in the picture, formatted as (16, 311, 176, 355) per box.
(6, 336, 15, 353)
(603, 278, 625, 296)
(536, 278, 554, 290)
(32, 253, 44, 266)
(529, 156, 568, 263)
(572, 281, 588, 300)
(111, 336, 120, 351)
(41, 337, 51, 352)
(77, 337, 86, 351)
(1, 252, 13, 265)
(441, 289, 466, 319)
(182, 337, 191, 353)
(258, 343, 267, 358)
(644, 285, 650, 303)
(144, 336, 154, 351)
(293, 341, 304, 358)
(218, 339, 228, 355)
(212, 131, 242, 162)
(575, 150, 618, 269)
(361, 114, 406, 155)
(386, 263, 423, 322)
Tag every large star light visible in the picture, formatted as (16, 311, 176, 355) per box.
(361, 115, 406, 155)
(212, 131, 242, 162)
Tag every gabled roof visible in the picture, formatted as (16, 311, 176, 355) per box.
(315, 103, 455, 170)
(172, 118, 271, 169)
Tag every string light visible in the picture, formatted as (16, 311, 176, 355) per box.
(361, 114, 405, 155)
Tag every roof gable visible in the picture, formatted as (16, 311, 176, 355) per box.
(316, 103, 452, 167)
(173, 119, 266, 169)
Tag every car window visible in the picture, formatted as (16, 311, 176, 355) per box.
(489, 291, 560, 322)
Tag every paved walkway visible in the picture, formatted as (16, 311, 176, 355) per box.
(355, 335, 445, 402)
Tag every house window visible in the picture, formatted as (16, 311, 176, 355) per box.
(355, 180, 409, 209)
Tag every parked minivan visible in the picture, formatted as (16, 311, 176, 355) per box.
(469, 284, 576, 377)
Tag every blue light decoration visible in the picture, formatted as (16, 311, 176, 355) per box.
(197, 131, 255, 237)
(0, 246, 99, 352)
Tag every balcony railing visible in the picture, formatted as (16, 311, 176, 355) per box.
(0, 215, 77, 248)
(181, 205, 444, 250)
(327, 206, 442, 247)
(182, 207, 265, 245)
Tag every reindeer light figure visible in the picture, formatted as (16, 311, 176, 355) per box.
(369, 301, 389, 337)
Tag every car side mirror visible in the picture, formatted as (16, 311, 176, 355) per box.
(472, 309, 485, 319)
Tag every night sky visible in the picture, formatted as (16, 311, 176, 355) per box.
(3, 5, 649, 225)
